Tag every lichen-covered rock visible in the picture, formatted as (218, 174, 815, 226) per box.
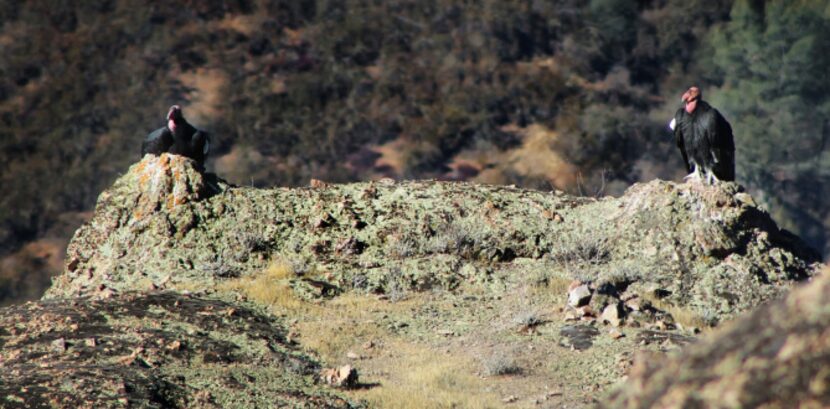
(54, 154, 229, 297)
(599, 269, 830, 408)
(0, 292, 356, 409)
(47, 155, 819, 325)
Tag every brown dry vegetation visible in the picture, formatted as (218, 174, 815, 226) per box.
(0, 238, 66, 306)
(465, 124, 578, 189)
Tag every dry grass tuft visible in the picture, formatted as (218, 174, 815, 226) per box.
(219, 260, 307, 311)
(641, 293, 710, 331)
(294, 293, 429, 361)
(541, 274, 574, 295)
(482, 351, 523, 377)
(350, 341, 502, 409)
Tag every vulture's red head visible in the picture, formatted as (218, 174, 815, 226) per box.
(167, 105, 183, 121)
(167, 105, 183, 130)
(681, 87, 701, 113)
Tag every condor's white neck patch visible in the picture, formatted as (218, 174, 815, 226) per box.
(669, 118, 676, 131)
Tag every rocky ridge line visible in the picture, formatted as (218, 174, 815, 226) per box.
(49, 154, 818, 326)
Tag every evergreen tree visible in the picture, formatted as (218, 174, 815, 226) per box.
(703, 0, 830, 252)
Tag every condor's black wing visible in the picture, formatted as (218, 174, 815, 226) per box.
(673, 108, 691, 172)
(190, 130, 210, 167)
(141, 126, 173, 157)
(702, 108, 735, 181)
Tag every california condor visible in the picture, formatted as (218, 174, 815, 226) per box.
(141, 105, 209, 167)
(669, 87, 734, 184)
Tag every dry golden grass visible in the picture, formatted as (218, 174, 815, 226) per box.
(295, 293, 423, 361)
(641, 293, 710, 331)
(222, 263, 423, 359)
(220, 268, 515, 408)
(543, 275, 574, 296)
(292, 292, 508, 408)
(219, 260, 308, 311)
(349, 340, 502, 409)
(521, 274, 573, 306)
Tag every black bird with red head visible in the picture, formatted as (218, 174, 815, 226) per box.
(141, 105, 210, 167)
(669, 87, 735, 184)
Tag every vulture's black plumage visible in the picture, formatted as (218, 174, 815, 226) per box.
(670, 87, 734, 184)
(141, 105, 209, 167)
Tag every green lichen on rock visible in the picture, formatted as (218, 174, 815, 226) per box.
(0, 291, 356, 409)
(598, 269, 830, 408)
(48, 155, 818, 325)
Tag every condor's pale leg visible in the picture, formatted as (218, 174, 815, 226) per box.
(705, 169, 720, 186)
(684, 164, 702, 183)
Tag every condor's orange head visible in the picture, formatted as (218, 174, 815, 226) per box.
(681, 87, 701, 113)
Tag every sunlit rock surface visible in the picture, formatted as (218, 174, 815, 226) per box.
(48, 154, 819, 325)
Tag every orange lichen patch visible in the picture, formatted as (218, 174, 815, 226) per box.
(172, 188, 190, 207)
(128, 155, 205, 216)
(138, 171, 152, 190)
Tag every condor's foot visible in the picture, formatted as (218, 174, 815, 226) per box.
(704, 170, 721, 186)
(683, 172, 702, 183)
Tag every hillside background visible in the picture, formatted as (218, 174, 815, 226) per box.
(1, 0, 828, 305)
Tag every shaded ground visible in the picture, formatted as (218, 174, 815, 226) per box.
(0, 291, 355, 408)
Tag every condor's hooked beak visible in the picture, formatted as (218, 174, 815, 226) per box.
(167, 105, 182, 121)
(681, 87, 700, 103)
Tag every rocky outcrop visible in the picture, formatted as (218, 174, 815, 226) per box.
(0, 291, 355, 409)
(48, 154, 818, 325)
(599, 269, 830, 408)
(5, 154, 823, 407)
